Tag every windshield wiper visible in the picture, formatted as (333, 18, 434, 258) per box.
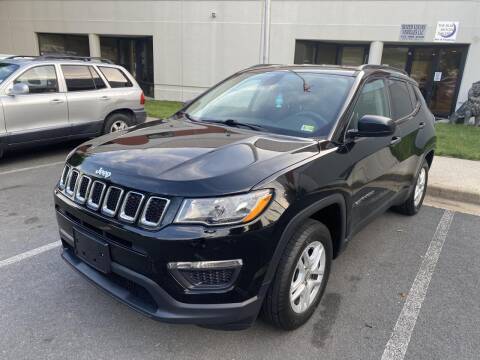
(202, 119, 265, 131)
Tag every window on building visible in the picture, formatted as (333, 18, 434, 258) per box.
(62, 65, 96, 91)
(38, 33, 89, 57)
(98, 67, 132, 88)
(382, 47, 409, 71)
(340, 47, 366, 66)
(350, 79, 389, 129)
(14, 65, 58, 93)
(388, 79, 413, 120)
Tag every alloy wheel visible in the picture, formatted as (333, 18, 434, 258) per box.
(289, 241, 326, 314)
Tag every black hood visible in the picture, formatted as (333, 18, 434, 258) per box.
(68, 118, 319, 197)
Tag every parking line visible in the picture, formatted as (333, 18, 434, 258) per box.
(381, 209, 455, 360)
(0, 161, 64, 176)
(0, 241, 61, 269)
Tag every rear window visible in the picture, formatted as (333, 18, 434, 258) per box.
(388, 79, 414, 120)
(62, 65, 106, 91)
(98, 67, 132, 88)
(0, 63, 19, 84)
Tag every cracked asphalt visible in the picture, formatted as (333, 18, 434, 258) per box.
(1, 143, 479, 360)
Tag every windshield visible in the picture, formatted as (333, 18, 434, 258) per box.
(185, 70, 354, 137)
(0, 63, 19, 84)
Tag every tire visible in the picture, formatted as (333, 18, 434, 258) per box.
(103, 112, 134, 134)
(261, 219, 333, 330)
(393, 159, 429, 216)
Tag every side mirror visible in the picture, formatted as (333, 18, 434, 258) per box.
(347, 115, 396, 138)
(7, 83, 29, 96)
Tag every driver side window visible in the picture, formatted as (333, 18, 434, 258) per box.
(349, 78, 389, 129)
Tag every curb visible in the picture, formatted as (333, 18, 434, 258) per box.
(427, 185, 480, 206)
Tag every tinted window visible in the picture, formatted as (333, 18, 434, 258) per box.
(350, 79, 389, 129)
(388, 79, 414, 120)
(14, 65, 58, 93)
(0, 63, 19, 84)
(185, 71, 354, 138)
(408, 83, 418, 108)
(62, 65, 96, 91)
(89, 67, 106, 89)
(98, 67, 132, 88)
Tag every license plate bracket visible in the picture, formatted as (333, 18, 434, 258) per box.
(74, 228, 111, 274)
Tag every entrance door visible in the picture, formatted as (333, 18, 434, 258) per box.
(382, 45, 468, 117)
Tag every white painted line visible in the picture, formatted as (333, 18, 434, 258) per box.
(381, 209, 455, 360)
(0, 161, 64, 176)
(0, 241, 61, 269)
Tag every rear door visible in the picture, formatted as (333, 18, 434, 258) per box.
(385, 78, 420, 193)
(61, 64, 109, 136)
(346, 77, 403, 232)
(2, 64, 68, 143)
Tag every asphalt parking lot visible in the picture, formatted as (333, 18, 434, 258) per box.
(1, 143, 479, 360)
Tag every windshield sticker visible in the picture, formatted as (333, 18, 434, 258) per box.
(275, 93, 284, 108)
(301, 124, 315, 132)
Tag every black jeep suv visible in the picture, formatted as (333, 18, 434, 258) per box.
(54, 64, 435, 330)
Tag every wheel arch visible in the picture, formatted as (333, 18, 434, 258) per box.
(263, 193, 347, 287)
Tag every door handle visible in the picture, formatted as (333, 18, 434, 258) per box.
(418, 122, 426, 129)
(99, 96, 110, 101)
(390, 136, 402, 145)
(50, 98, 64, 104)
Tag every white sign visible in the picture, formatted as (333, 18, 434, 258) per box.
(399, 24, 426, 41)
(434, 21, 459, 42)
(434, 72, 442, 82)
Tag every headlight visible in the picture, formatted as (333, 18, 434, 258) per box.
(175, 189, 273, 226)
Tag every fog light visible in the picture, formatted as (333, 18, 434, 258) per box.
(167, 259, 242, 291)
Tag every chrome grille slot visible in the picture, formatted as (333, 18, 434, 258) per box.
(101, 186, 124, 217)
(140, 197, 170, 228)
(119, 192, 144, 223)
(66, 169, 79, 197)
(75, 175, 91, 204)
(59, 165, 70, 189)
(87, 181, 106, 210)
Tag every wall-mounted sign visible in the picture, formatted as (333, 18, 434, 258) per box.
(434, 21, 459, 42)
(399, 24, 426, 41)
(434, 72, 442, 82)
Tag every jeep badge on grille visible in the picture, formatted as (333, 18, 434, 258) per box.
(95, 167, 112, 179)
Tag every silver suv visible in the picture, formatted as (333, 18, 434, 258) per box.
(0, 55, 147, 158)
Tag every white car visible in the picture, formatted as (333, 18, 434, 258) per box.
(0, 55, 146, 158)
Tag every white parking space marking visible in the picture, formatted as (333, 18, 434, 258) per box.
(0, 161, 64, 176)
(381, 209, 455, 360)
(0, 241, 61, 269)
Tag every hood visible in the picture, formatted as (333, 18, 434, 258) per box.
(68, 118, 319, 197)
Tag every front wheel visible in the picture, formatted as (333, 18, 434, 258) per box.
(262, 219, 332, 330)
(393, 159, 429, 215)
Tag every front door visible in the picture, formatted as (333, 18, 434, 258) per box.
(2, 64, 68, 143)
(346, 77, 400, 232)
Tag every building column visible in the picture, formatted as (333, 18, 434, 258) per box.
(368, 41, 384, 65)
(88, 33, 101, 58)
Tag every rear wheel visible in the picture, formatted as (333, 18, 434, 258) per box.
(103, 112, 134, 134)
(262, 219, 332, 330)
(393, 159, 429, 215)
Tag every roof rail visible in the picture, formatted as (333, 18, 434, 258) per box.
(36, 54, 114, 64)
(360, 64, 408, 75)
(247, 63, 281, 69)
(5, 55, 36, 60)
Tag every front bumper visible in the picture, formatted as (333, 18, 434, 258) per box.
(54, 190, 278, 328)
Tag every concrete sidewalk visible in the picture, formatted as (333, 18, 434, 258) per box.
(426, 156, 480, 215)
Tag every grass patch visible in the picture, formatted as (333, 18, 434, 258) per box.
(435, 123, 480, 161)
(145, 100, 480, 161)
(145, 100, 182, 119)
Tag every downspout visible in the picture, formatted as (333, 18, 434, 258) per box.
(261, 0, 271, 64)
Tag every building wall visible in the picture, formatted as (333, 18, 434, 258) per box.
(0, 0, 479, 109)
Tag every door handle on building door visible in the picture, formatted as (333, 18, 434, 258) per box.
(390, 136, 402, 145)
